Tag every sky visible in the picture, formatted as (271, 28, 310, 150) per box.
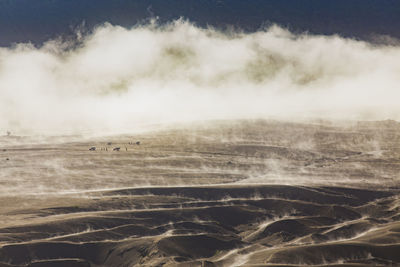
(1, 0, 400, 46)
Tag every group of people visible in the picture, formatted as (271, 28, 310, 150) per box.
(89, 141, 140, 152)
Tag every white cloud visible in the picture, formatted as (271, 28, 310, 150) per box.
(1, 20, 399, 134)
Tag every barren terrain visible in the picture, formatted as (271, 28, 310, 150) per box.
(1, 120, 400, 266)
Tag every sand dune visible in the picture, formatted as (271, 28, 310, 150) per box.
(1, 120, 400, 266)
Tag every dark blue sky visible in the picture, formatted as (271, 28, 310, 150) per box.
(1, 0, 400, 46)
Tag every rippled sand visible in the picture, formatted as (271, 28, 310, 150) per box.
(1, 120, 400, 266)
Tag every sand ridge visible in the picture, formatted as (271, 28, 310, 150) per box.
(1, 120, 400, 266)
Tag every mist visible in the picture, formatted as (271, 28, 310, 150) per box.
(1, 20, 400, 135)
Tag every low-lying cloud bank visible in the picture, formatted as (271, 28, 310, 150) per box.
(1, 20, 399, 134)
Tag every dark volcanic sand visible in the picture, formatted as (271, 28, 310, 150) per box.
(1, 120, 400, 266)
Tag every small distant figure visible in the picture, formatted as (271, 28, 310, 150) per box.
(107, 142, 112, 145)
(227, 161, 233, 165)
(125, 147, 128, 151)
(6, 131, 11, 136)
(89, 147, 96, 151)
(2, 149, 6, 152)
(6, 158, 9, 161)
(106, 147, 108, 151)
(113, 147, 120, 151)
(136, 141, 140, 145)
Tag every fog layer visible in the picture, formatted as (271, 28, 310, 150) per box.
(1, 21, 399, 134)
